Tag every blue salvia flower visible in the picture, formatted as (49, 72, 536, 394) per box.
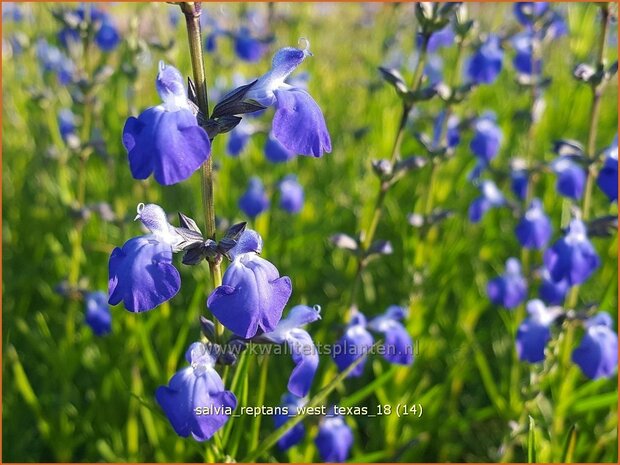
(543, 218, 600, 286)
(514, 2, 549, 26)
(419, 24, 455, 53)
(597, 137, 618, 202)
(367, 305, 414, 365)
(572, 312, 618, 380)
(84, 291, 112, 336)
(468, 180, 505, 223)
(239, 177, 270, 218)
(245, 41, 332, 157)
(58, 5, 120, 52)
(278, 175, 304, 214)
(274, 394, 306, 451)
(512, 32, 541, 76)
(487, 257, 528, 309)
(234, 26, 269, 62)
(226, 119, 256, 157)
(424, 54, 444, 86)
(207, 230, 292, 338)
(470, 113, 502, 164)
(155, 342, 237, 441)
(516, 299, 561, 363)
(36, 39, 75, 85)
(551, 157, 586, 200)
(515, 198, 553, 250)
(262, 305, 320, 397)
(511, 169, 529, 201)
(122, 62, 211, 185)
(332, 311, 374, 377)
(432, 110, 460, 150)
(315, 411, 354, 463)
(108, 204, 182, 312)
(58, 108, 77, 143)
(466, 35, 503, 84)
(265, 132, 295, 162)
(538, 267, 569, 305)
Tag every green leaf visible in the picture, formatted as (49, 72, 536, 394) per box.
(528, 415, 537, 463)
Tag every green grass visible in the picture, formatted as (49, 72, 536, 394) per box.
(2, 2, 618, 463)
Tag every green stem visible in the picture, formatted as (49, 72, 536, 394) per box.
(181, 2, 225, 339)
(349, 38, 430, 308)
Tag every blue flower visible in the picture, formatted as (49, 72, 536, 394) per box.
(122, 62, 211, 185)
(262, 305, 320, 397)
(36, 39, 75, 85)
(516, 300, 560, 363)
(487, 258, 528, 309)
(515, 199, 552, 249)
(58, 6, 120, 52)
(514, 2, 549, 25)
(551, 157, 586, 200)
(538, 268, 570, 305)
(274, 394, 306, 451)
(469, 180, 505, 223)
(155, 342, 237, 441)
(419, 24, 455, 53)
(597, 138, 618, 202)
(234, 27, 268, 62)
(315, 412, 354, 462)
(511, 169, 529, 201)
(278, 175, 304, 214)
(226, 119, 256, 157)
(265, 132, 295, 162)
(470, 114, 502, 164)
(572, 312, 618, 379)
(424, 54, 444, 85)
(467, 35, 503, 84)
(544, 219, 600, 286)
(239, 177, 270, 218)
(246, 41, 332, 157)
(58, 108, 77, 143)
(512, 32, 541, 76)
(367, 306, 413, 365)
(2, 3, 24, 22)
(332, 312, 374, 377)
(84, 291, 112, 336)
(433, 110, 460, 149)
(108, 204, 182, 312)
(207, 230, 292, 338)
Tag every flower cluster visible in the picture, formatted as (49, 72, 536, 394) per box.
(239, 175, 305, 218)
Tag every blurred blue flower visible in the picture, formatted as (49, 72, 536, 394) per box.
(239, 177, 270, 218)
(516, 299, 560, 363)
(58, 108, 77, 142)
(122, 62, 211, 185)
(265, 132, 295, 162)
(274, 394, 306, 451)
(511, 169, 529, 201)
(84, 291, 112, 336)
(234, 27, 269, 62)
(572, 312, 618, 379)
(551, 157, 585, 200)
(156, 342, 237, 440)
(226, 119, 256, 157)
(108, 204, 182, 312)
(368, 305, 414, 365)
(597, 137, 618, 202)
(332, 311, 374, 377)
(469, 180, 505, 223)
(424, 54, 444, 85)
(263, 305, 320, 396)
(433, 110, 460, 149)
(544, 219, 600, 286)
(58, 5, 120, 52)
(36, 39, 75, 85)
(512, 32, 541, 76)
(246, 41, 332, 157)
(487, 258, 527, 309)
(515, 198, 552, 249)
(470, 114, 502, 164)
(2, 3, 24, 22)
(514, 2, 549, 25)
(278, 175, 304, 214)
(466, 35, 503, 84)
(207, 230, 292, 338)
(538, 268, 570, 305)
(419, 24, 455, 53)
(315, 411, 354, 462)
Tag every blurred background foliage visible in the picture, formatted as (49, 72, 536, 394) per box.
(2, 2, 618, 462)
